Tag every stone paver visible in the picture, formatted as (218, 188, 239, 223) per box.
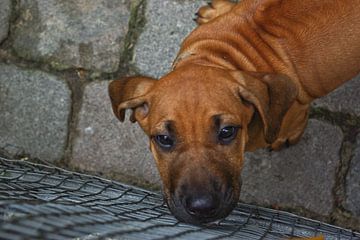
(12, 0, 130, 73)
(0, 64, 70, 162)
(0, 0, 11, 43)
(240, 119, 342, 215)
(344, 134, 360, 217)
(71, 81, 160, 186)
(134, 0, 206, 78)
(313, 74, 360, 116)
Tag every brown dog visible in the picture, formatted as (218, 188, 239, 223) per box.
(109, 0, 360, 224)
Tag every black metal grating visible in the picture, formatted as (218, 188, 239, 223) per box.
(0, 157, 359, 240)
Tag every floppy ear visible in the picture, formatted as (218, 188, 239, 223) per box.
(108, 76, 156, 122)
(230, 71, 298, 143)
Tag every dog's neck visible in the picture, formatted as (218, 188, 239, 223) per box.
(172, 17, 287, 74)
(172, 13, 309, 104)
(173, 0, 360, 104)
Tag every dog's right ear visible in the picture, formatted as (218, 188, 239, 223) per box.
(108, 76, 157, 122)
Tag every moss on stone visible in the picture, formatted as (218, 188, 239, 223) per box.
(118, 0, 147, 75)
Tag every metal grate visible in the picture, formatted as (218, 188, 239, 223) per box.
(0, 157, 359, 240)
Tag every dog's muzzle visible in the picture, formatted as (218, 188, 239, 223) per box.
(165, 176, 242, 225)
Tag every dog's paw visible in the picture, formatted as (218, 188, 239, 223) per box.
(269, 139, 289, 151)
(195, 0, 236, 25)
(270, 133, 303, 151)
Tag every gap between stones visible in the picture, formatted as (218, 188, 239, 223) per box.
(63, 0, 148, 168)
(310, 107, 360, 228)
(98, 0, 147, 81)
(0, 0, 18, 47)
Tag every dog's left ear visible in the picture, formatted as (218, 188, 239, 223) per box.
(230, 71, 298, 143)
(108, 76, 157, 123)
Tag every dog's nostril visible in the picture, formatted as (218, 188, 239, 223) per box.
(185, 195, 219, 217)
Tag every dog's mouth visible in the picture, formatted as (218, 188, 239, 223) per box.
(164, 179, 242, 225)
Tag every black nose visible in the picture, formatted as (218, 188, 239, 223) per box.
(185, 195, 220, 217)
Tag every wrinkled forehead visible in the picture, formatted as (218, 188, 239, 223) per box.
(153, 71, 237, 113)
(147, 66, 244, 127)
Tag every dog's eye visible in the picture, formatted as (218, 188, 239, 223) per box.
(155, 135, 174, 149)
(218, 126, 238, 144)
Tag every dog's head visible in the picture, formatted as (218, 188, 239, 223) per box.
(109, 65, 297, 224)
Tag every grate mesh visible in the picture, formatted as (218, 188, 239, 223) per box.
(0, 157, 359, 240)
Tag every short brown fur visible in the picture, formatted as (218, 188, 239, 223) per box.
(109, 0, 360, 224)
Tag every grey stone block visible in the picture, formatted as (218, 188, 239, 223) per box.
(71, 81, 160, 186)
(241, 119, 342, 215)
(344, 134, 360, 217)
(134, 0, 206, 78)
(0, 0, 11, 43)
(0, 64, 70, 162)
(12, 0, 130, 73)
(313, 74, 360, 116)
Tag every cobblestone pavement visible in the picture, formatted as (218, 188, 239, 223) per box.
(0, 0, 359, 231)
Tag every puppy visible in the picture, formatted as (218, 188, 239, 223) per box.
(109, 0, 360, 224)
